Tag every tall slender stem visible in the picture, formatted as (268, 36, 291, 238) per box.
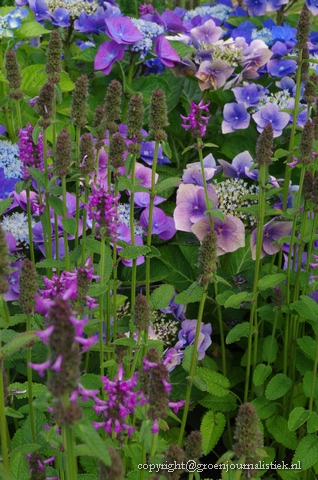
(26, 315, 37, 443)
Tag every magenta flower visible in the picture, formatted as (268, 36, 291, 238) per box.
(181, 99, 211, 138)
(94, 40, 125, 75)
(252, 104, 289, 137)
(105, 16, 143, 44)
(18, 124, 44, 181)
(222, 103, 250, 134)
(250, 218, 292, 260)
(154, 35, 180, 67)
(191, 216, 245, 255)
(174, 183, 218, 232)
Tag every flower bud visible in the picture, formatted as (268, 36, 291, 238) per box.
(273, 285, 284, 311)
(255, 123, 273, 167)
(185, 430, 202, 461)
(133, 294, 151, 331)
(197, 230, 217, 285)
(299, 120, 314, 165)
(108, 132, 126, 169)
(5, 50, 23, 99)
(162, 445, 185, 480)
(70, 75, 89, 128)
(0, 224, 10, 294)
(304, 73, 318, 104)
(98, 447, 124, 480)
(302, 170, 314, 201)
(104, 79, 122, 134)
(36, 81, 55, 129)
(45, 29, 62, 84)
(55, 128, 72, 177)
(27, 452, 46, 480)
(80, 132, 95, 175)
(149, 89, 168, 141)
(296, 5, 310, 50)
(19, 259, 38, 315)
(127, 93, 144, 143)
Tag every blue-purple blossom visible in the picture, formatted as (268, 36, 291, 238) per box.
(250, 218, 292, 260)
(192, 215, 245, 255)
(252, 103, 289, 137)
(244, 0, 267, 16)
(222, 103, 250, 134)
(267, 59, 297, 77)
(105, 16, 143, 44)
(306, 0, 318, 16)
(175, 319, 212, 361)
(94, 40, 125, 75)
(154, 35, 180, 67)
(232, 83, 266, 107)
(140, 207, 176, 240)
(140, 142, 171, 166)
(218, 151, 253, 179)
(182, 153, 220, 186)
(50, 8, 70, 27)
(190, 19, 222, 44)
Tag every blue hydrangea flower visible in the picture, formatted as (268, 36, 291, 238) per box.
(251, 27, 273, 46)
(0, 7, 27, 37)
(183, 4, 233, 23)
(0, 140, 22, 179)
(130, 19, 164, 59)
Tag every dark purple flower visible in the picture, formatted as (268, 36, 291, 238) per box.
(267, 59, 297, 77)
(94, 40, 125, 75)
(180, 99, 211, 138)
(140, 141, 171, 166)
(87, 184, 119, 239)
(252, 104, 289, 137)
(218, 151, 253, 179)
(244, 0, 267, 16)
(140, 207, 176, 240)
(250, 218, 293, 260)
(18, 124, 44, 181)
(154, 35, 180, 67)
(0, 125, 6, 136)
(0, 168, 18, 200)
(3, 260, 22, 302)
(105, 16, 143, 44)
(222, 103, 250, 134)
(232, 83, 266, 107)
(139, 3, 155, 15)
(144, 58, 166, 75)
(175, 319, 212, 361)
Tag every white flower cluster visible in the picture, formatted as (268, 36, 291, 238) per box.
(184, 4, 232, 22)
(253, 89, 291, 112)
(2, 212, 35, 245)
(0, 140, 22, 179)
(118, 203, 145, 237)
(46, 0, 97, 18)
(130, 19, 164, 59)
(152, 313, 179, 346)
(214, 178, 258, 225)
(251, 28, 273, 46)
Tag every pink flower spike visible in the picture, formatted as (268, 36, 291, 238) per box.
(162, 378, 172, 392)
(75, 334, 98, 352)
(168, 400, 186, 414)
(28, 359, 51, 377)
(36, 325, 55, 343)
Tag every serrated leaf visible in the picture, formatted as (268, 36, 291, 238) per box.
(252, 396, 277, 419)
(182, 144, 195, 154)
(307, 412, 318, 434)
(150, 284, 175, 310)
(197, 368, 230, 396)
(182, 345, 194, 373)
(297, 336, 317, 361)
(226, 322, 251, 344)
(75, 420, 111, 466)
(82, 237, 101, 253)
(0, 198, 13, 215)
(262, 336, 278, 363)
(9, 382, 47, 399)
(5, 407, 24, 418)
(15, 21, 51, 38)
(293, 435, 318, 470)
(27, 167, 46, 187)
(258, 273, 286, 290)
(119, 245, 150, 260)
(200, 411, 226, 455)
(48, 196, 64, 216)
(191, 375, 208, 391)
(3, 332, 37, 358)
(265, 374, 292, 400)
(36, 259, 65, 269)
(174, 281, 203, 304)
(290, 295, 318, 322)
(288, 407, 311, 431)
(155, 177, 180, 194)
(224, 292, 253, 309)
(168, 40, 196, 57)
(266, 416, 298, 450)
(199, 393, 237, 412)
(303, 371, 318, 398)
(253, 364, 272, 386)
(118, 175, 134, 192)
(10, 451, 29, 480)
(161, 140, 172, 158)
(113, 337, 136, 347)
(62, 217, 77, 236)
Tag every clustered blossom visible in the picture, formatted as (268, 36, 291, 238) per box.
(130, 18, 164, 59)
(181, 100, 211, 138)
(18, 124, 44, 181)
(2, 212, 34, 245)
(92, 364, 146, 437)
(87, 184, 119, 239)
(0, 8, 27, 38)
(214, 178, 258, 225)
(0, 140, 21, 179)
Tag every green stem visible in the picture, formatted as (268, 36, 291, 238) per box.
(26, 315, 37, 443)
(129, 156, 137, 310)
(178, 286, 208, 445)
(309, 331, 318, 412)
(0, 41, 15, 142)
(145, 141, 160, 300)
(122, 54, 136, 123)
(197, 138, 213, 231)
(61, 412, 77, 480)
(267, 311, 279, 367)
(26, 188, 35, 264)
(43, 128, 53, 275)
(150, 431, 158, 458)
(62, 176, 70, 271)
(99, 236, 106, 377)
(75, 125, 81, 252)
(244, 163, 266, 402)
(15, 99, 22, 130)
(0, 331, 9, 471)
(81, 175, 89, 264)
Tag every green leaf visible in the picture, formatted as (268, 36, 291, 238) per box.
(48, 196, 64, 216)
(199, 393, 237, 412)
(182, 144, 195, 154)
(252, 396, 277, 419)
(196, 368, 230, 396)
(168, 40, 196, 57)
(200, 411, 226, 455)
(119, 246, 150, 260)
(21, 64, 74, 96)
(174, 282, 203, 305)
(0, 198, 13, 215)
(113, 337, 136, 347)
(265, 373, 292, 401)
(258, 273, 286, 290)
(182, 346, 194, 373)
(253, 364, 272, 386)
(303, 371, 318, 399)
(15, 21, 51, 38)
(191, 375, 208, 391)
(27, 167, 46, 187)
(150, 284, 175, 310)
(307, 412, 318, 434)
(161, 140, 172, 158)
(82, 237, 101, 254)
(293, 435, 318, 470)
(155, 177, 180, 194)
(158, 245, 196, 291)
(262, 336, 278, 363)
(224, 292, 253, 309)
(288, 407, 311, 431)
(9, 382, 47, 399)
(62, 218, 77, 236)
(10, 451, 29, 480)
(118, 175, 134, 192)
(75, 420, 111, 466)
(226, 322, 251, 344)
(266, 416, 298, 450)
(3, 332, 37, 358)
(5, 407, 24, 419)
(297, 336, 317, 361)
(35, 259, 65, 269)
(290, 295, 318, 322)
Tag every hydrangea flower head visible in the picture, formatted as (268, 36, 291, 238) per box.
(222, 103, 250, 134)
(252, 103, 289, 137)
(94, 40, 125, 75)
(105, 16, 143, 44)
(0, 140, 21, 179)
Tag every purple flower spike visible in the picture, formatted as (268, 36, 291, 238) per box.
(94, 41, 125, 75)
(154, 35, 180, 67)
(222, 103, 250, 134)
(28, 359, 51, 378)
(252, 104, 289, 137)
(250, 218, 293, 260)
(218, 151, 253, 179)
(105, 16, 143, 44)
(180, 99, 211, 138)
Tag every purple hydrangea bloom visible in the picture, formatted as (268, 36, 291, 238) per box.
(182, 153, 220, 186)
(140, 142, 171, 166)
(3, 260, 22, 302)
(144, 58, 166, 75)
(28, 0, 50, 23)
(306, 0, 318, 15)
(94, 40, 125, 75)
(244, 0, 267, 16)
(252, 103, 289, 137)
(267, 59, 297, 77)
(218, 151, 253, 179)
(175, 319, 212, 361)
(192, 216, 245, 255)
(0, 168, 18, 200)
(50, 8, 70, 27)
(250, 218, 293, 260)
(105, 16, 143, 44)
(195, 59, 234, 91)
(222, 103, 250, 134)
(154, 35, 180, 67)
(140, 207, 176, 240)
(190, 19, 222, 44)
(232, 83, 266, 107)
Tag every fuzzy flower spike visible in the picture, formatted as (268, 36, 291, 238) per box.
(181, 99, 211, 138)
